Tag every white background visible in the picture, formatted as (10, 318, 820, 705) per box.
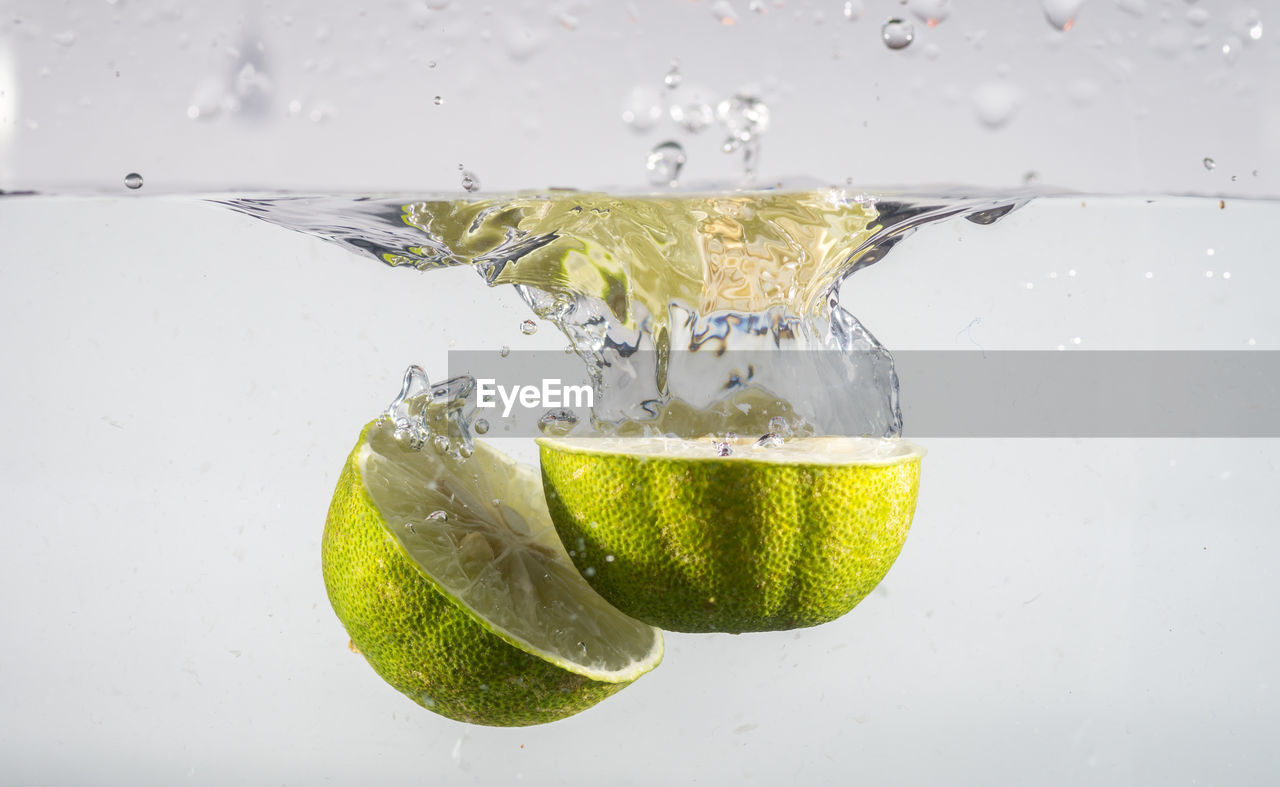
(1, 1, 1279, 785)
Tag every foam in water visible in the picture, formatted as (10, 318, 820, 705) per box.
(221, 187, 1026, 443)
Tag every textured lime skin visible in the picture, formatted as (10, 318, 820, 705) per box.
(321, 431, 626, 726)
(539, 445, 920, 633)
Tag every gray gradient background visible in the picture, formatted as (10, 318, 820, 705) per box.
(1, 2, 1279, 786)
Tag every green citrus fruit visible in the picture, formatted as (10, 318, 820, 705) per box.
(322, 418, 663, 726)
(538, 435, 923, 634)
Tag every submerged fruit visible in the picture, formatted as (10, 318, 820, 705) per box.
(322, 418, 663, 727)
(538, 436, 923, 633)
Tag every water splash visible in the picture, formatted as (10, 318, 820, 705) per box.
(386, 365, 475, 459)
(222, 188, 1028, 439)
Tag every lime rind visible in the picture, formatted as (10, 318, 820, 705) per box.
(537, 435, 926, 467)
(355, 419, 663, 683)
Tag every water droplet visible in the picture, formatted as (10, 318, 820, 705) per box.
(404, 522, 416, 533)
(1205, 270, 1214, 278)
(432, 434, 451, 453)
(908, 0, 951, 27)
(1071, 336, 1083, 345)
(433, 95, 444, 105)
(605, 554, 615, 562)
(620, 85, 664, 131)
(1248, 20, 1263, 41)
(749, 0, 767, 14)
(537, 409, 579, 436)
(716, 94, 771, 152)
(1222, 36, 1243, 64)
(520, 319, 537, 335)
(1145, 271, 1154, 279)
(583, 566, 596, 577)
(663, 62, 682, 89)
(972, 82, 1021, 129)
(1042, 0, 1084, 31)
(460, 169, 480, 192)
(1023, 171, 1041, 185)
(668, 82, 716, 133)
(754, 433, 783, 448)
(499, 345, 510, 357)
(710, 0, 738, 25)
(843, 0, 864, 21)
(123, 172, 143, 190)
(768, 416, 794, 438)
(881, 18, 915, 49)
(577, 641, 588, 656)
(474, 418, 490, 435)
(426, 510, 447, 521)
(1204, 157, 1216, 170)
(646, 141, 687, 187)
(1206, 248, 1215, 256)
(1222, 271, 1232, 280)
(714, 440, 733, 457)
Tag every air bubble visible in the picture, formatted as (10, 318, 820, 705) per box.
(123, 172, 143, 190)
(881, 18, 915, 49)
(717, 94, 770, 156)
(768, 416, 793, 438)
(663, 63, 682, 89)
(710, 0, 738, 25)
(474, 418, 490, 435)
(620, 85, 664, 131)
(1043, 0, 1083, 32)
(646, 141, 687, 187)
(908, 0, 951, 27)
(538, 409, 578, 436)
(973, 82, 1021, 129)
(520, 319, 537, 335)
(1222, 36, 1243, 64)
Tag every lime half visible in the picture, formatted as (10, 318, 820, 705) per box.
(322, 418, 663, 726)
(538, 435, 924, 634)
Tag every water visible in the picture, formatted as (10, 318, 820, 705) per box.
(1, 188, 1278, 784)
(222, 187, 1048, 441)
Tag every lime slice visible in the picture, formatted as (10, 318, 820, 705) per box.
(322, 418, 663, 726)
(538, 435, 924, 634)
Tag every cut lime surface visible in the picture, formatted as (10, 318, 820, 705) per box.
(538, 436, 924, 634)
(322, 418, 663, 726)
